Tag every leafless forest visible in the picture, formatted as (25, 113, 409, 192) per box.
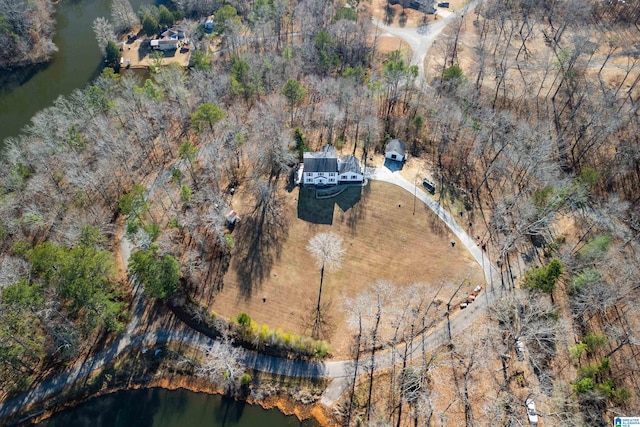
(0, 0, 57, 68)
(1, 0, 639, 425)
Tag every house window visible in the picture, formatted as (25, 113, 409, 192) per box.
(352, 175, 356, 179)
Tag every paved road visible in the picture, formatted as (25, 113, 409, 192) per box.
(0, 167, 505, 421)
(319, 167, 507, 404)
(373, 17, 449, 82)
(372, 2, 476, 82)
(2, 8, 490, 420)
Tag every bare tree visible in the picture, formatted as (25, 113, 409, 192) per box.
(0, 256, 30, 291)
(196, 335, 247, 395)
(92, 17, 115, 55)
(490, 290, 563, 395)
(110, 0, 139, 33)
(306, 232, 345, 339)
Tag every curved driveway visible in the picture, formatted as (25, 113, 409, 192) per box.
(0, 7, 507, 418)
(0, 166, 504, 421)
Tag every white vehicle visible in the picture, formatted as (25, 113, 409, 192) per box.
(525, 398, 539, 425)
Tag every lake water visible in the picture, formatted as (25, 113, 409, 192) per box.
(0, 0, 147, 146)
(0, 3, 320, 426)
(38, 388, 320, 427)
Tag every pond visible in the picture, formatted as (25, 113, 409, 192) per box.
(38, 388, 320, 427)
(0, 0, 149, 147)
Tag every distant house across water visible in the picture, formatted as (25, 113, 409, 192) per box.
(150, 39, 179, 51)
(151, 24, 187, 51)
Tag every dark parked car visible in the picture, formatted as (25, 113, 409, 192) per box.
(438, 2, 450, 7)
(422, 178, 436, 194)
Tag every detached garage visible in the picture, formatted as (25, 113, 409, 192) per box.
(385, 139, 408, 162)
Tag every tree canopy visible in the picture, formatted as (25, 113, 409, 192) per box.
(29, 226, 126, 334)
(128, 246, 181, 300)
(522, 259, 563, 296)
(190, 103, 225, 133)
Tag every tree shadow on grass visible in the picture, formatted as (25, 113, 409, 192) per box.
(233, 196, 289, 300)
(302, 298, 336, 341)
(199, 251, 230, 305)
(425, 202, 447, 237)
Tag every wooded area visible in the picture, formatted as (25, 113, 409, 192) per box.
(0, 0, 56, 68)
(1, 0, 640, 425)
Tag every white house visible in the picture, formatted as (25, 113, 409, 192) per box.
(338, 155, 364, 182)
(303, 145, 339, 186)
(385, 139, 408, 162)
(151, 24, 186, 51)
(302, 146, 363, 186)
(160, 24, 186, 40)
(150, 39, 179, 51)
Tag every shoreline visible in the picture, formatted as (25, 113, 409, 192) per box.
(27, 374, 337, 427)
(0, 0, 57, 71)
(0, 54, 54, 72)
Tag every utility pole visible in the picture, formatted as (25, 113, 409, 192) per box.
(413, 164, 422, 215)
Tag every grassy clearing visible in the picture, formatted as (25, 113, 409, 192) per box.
(211, 180, 484, 357)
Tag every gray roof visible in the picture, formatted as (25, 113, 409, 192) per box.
(386, 139, 407, 155)
(338, 155, 361, 174)
(303, 145, 338, 173)
(161, 25, 186, 38)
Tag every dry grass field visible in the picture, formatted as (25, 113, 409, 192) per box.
(424, 7, 640, 98)
(375, 34, 411, 57)
(210, 180, 485, 357)
(363, 0, 467, 27)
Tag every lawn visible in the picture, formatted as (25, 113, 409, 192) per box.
(210, 180, 485, 357)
